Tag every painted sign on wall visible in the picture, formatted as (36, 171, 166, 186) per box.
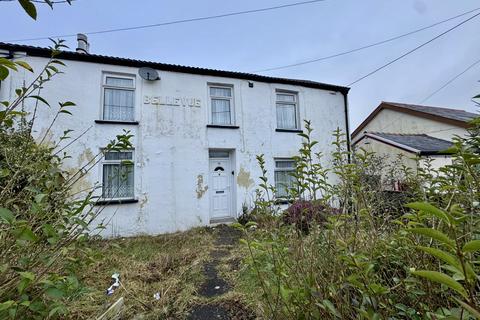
(144, 95, 201, 108)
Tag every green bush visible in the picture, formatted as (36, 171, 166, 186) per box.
(0, 41, 132, 319)
(237, 115, 480, 319)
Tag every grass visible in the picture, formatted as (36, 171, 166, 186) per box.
(68, 227, 217, 319)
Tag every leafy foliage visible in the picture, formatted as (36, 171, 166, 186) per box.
(14, 0, 73, 20)
(0, 41, 132, 318)
(237, 114, 480, 319)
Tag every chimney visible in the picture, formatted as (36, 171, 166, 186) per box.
(76, 33, 89, 54)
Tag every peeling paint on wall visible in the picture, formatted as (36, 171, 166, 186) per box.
(237, 167, 254, 189)
(139, 194, 148, 209)
(77, 147, 95, 167)
(136, 193, 148, 228)
(196, 174, 208, 199)
(65, 167, 93, 196)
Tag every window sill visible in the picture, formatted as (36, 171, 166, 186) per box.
(207, 124, 240, 129)
(276, 129, 303, 133)
(95, 198, 138, 206)
(275, 199, 294, 205)
(95, 120, 139, 125)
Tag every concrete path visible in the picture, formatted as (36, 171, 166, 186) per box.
(186, 225, 255, 320)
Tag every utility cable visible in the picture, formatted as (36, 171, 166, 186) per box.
(252, 7, 480, 73)
(420, 57, 480, 103)
(5, 0, 327, 42)
(347, 11, 480, 87)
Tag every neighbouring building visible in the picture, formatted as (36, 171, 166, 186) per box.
(0, 36, 350, 236)
(352, 101, 478, 173)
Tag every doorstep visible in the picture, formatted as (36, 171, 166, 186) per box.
(209, 217, 236, 225)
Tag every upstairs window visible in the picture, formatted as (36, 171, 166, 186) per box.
(274, 159, 296, 198)
(102, 151, 134, 199)
(276, 91, 299, 130)
(102, 75, 135, 121)
(209, 85, 233, 125)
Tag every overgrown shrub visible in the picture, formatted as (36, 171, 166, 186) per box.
(238, 206, 261, 225)
(282, 200, 329, 232)
(236, 113, 480, 319)
(0, 41, 132, 319)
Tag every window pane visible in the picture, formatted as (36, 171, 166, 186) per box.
(106, 77, 134, 88)
(276, 104, 297, 129)
(210, 87, 232, 97)
(105, 151, 133, 161)
(275, 170, 295, 197)
(275, 160, 295, 169)
(209, 150, 230, 158)
(276, 93, 295, 102)
(102, 163, 134, 198)
(211, 99, 231, 125)
(104, 88, 134, 121)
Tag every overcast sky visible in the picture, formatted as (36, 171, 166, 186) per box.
(2, 0, 479, 129)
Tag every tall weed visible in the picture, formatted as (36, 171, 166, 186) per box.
(237, 116, 479, 319)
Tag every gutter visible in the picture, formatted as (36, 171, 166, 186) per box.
(0, 50, 14, 60)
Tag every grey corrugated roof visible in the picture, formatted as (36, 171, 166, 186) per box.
(0, 42, 349, 94)
(385, 102, 477, 122)
(370, 132, 453, 155)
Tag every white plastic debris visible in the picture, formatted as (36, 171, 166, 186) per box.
(153, 292, 161, 300)
(106, 273, 120, 295)
(214, 286, 220, 290)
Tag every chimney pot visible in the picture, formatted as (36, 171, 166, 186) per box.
(76, 33, 89, 54)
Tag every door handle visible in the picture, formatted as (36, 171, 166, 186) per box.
(216, 191, 225, 194)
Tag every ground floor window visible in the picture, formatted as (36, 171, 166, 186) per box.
(102, 150, 134, 199)
(274, 159, 296, 198)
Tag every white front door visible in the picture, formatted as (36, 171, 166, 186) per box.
(209, 157, 232, 220)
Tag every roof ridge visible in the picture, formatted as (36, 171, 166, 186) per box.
(368, 131, 427, 136)
(382, 101, 477, 116)
(369, 132, 452, 142)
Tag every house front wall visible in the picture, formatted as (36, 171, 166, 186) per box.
(355, 138, 453, 175)
(353, 109, 468, 143)
(1, 54, 348, 236)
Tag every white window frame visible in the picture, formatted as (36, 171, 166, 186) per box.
(208, 84, 235, 125)
(101, 73, 136, 121)
(275, 90, 300, 130)
(101, 149, 135, 200)
(274, 158, 296, 198)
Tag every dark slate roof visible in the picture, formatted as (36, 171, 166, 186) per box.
(0, 42, 349, 94)
(385, 102, 478, 123)
(369, 132, 453, 155)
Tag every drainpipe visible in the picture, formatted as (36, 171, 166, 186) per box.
(341, 91, 351, 163)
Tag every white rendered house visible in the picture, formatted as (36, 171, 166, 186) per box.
(0, 37, 350, 236)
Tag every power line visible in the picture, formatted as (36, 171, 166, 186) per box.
(253, 7, 480, 73)
(347, 11, 480, 87)
(420, 57, 480, 103)
(6, 0, 327, 42)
